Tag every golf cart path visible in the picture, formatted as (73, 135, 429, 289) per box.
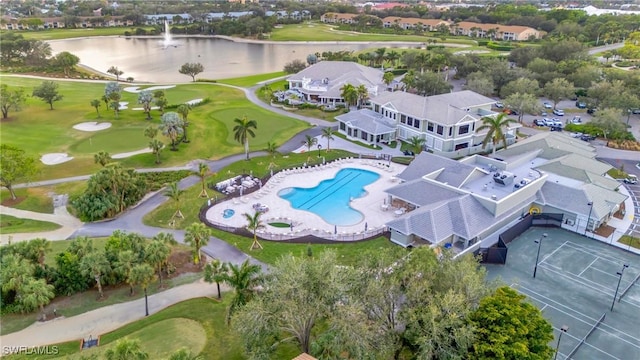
(0, 279, 230, 349)
(0, 205, 83, 243)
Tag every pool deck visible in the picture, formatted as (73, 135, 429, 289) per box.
(205, 158, 407, 240)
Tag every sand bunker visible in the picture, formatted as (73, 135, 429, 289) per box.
(73, 122, 112, 132)
(112, 148, 153, 159)
(119, 102, 129, 110)
(123, 85, 176, 93)
(185, 98, 203, 106)
(132, 106, 160, 111)
(41, 153, 73, 165)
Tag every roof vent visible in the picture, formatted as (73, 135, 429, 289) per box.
(491, 194, 497, 200)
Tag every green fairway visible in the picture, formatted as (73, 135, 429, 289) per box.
(0, 188, 55, 213)
(214, 71, 287, 87)
(0, 76, 309, 180)
(10, 27, 151, 40)
(0, 215, 61, 234)
(69, 127, 150, 154)
(53, 318, 207, 360)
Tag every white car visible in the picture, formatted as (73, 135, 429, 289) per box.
(553, 109, 565, 116)
(543, 102, 553, 109)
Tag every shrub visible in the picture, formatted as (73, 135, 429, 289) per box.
(487, 41, 514, 51)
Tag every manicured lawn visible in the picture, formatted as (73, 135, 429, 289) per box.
(0, 215, 61, 234)
(0, 188, 54, 213)
(215, 71, 287, 87)
(52, 318, 207, 360)
(0, 76, 309, 180)
(619, 235, 640, 249)
(12, 27, 153, 40)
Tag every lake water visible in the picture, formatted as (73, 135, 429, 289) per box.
(49, 37, 408, 82)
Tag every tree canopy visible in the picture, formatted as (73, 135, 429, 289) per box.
(32, 81, 63, 110)
(178, 62, 204, 82)
(0, 144, 38, 200)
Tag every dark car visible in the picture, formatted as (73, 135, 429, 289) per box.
(587, 108, 597, 115)
(580, 134, 596, 141)
(575, 101, 586, 109)
(550, 126, 563, 132)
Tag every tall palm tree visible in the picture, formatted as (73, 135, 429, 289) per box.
(149, 139, 164, 164)
(184, 222, 211, 265)
(383, 71, 395, 87)
(130, 263, 155, 317)
(340, 83, 358, 108)
(80, 251, 111, 299)
(402, 70, 416, 92)
(145, 240, 171, 288)
(321, 127, 335, 152)
(408, 136, 427, 156)
(195, 162, 209, 198)
(106, 339, 149, 360)
(176, 104, 191, 143)
(220, 260, 262, 324)
(115, 250, 136, 295)
(21, 278, 55, 320)
(204, 259, 228, 299)
(243, 211, 265, 250)
(94, 151, 112, 167)
(233, 115, 258, 160)
(28, 238, 50, 269)
(153, 232, 177, 245)
(356, 84, 369, 109)
(477, 113, 518, 154)
(68, 236, 94, 259)
(160, 112, 184, 151)
(164, 182, 185, 222)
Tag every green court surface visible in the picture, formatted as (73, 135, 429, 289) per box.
(485, 227, 640, 360)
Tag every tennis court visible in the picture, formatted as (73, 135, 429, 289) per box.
(485, 227, 640, 360)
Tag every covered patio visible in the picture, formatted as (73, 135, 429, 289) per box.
(336, 109, 397, 147)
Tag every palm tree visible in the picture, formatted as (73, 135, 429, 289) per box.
(220, 260, 262, 324)
(145, 240, 171, 288)
(476, 113, 518, 154)
(144, 125, 158, 139)
(115, 250, 136, 295)
(176, 104, 191, 143)
(164, 182, 185, 222)
(68, 236, 94, 259)
(356, 84, 369, 109)
(402, 70, 416, 92)
(301, 134, 318, 153)
(321, 127, 335, 152)
(149, 139, 164, 164)
(195, 162, 209, 198)
(243, 211, 265, 250)
(90, 99, 101, 118)
(265, 141, 278, 158)
(28, 238, 50, 269)
(340, 83, 358, 108)
(21, 278, 55, 320)
(105, 339, 149, 360)
(184, 222, 211, 265)
(153, 232, 177, 245)
(80, 251, 111, 299)
(130, 263, 155, 317)
(408, 136, 427, 156)
(383, 71, 395, 87)
(160, 112, 184, 151)
(233, 115, 258, 160)
(94, 151, 112, 167)
(204, 259, 228, 299)
(168, 348, 203, 360)
(0, 254, 34, 297)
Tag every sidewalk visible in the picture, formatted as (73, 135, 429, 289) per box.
(0, 205, 83, 243)
(0, 279, 227, 349)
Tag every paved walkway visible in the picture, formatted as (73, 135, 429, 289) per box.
(0, 279, 229, 349)
(0, 205, 82, 243)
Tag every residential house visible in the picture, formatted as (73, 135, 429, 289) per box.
(320, 13, 358, 24)
(286, 61, 384, 106)
(385, 132, 626, 248)
(144, 14, 192, 25)
(451, 21, 544, 41)
(382, 16, 450, 31)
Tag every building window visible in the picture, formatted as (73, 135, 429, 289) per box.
(459, 125, 470, 135)
(449, 127, 453, 137)
(400, 114, 406, 124)
(340, 122, 346, 131)
(406, 118, 413, 127)
(427, 122, 434, 132)
(436, 125, 444, 135)
(361, 131, 368, 141)
(413, 120, 420, 129)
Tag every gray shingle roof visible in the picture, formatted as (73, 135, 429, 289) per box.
(397, 152, 477, 187)
(287, 61, 383, 98)
(371, 90, 495, 125)
(497, 133, 596, 160)
(536, 153, 611, 175)
(537, 182, 626, 219)
(335, 109, 396, 135)
(386, 179, 463, 206)
(534, 161, 619, 191)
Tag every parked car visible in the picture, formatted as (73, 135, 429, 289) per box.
(571, 116, 582, 124)
(580, 134, 596, 141)
(542, 118, 554, 126)
(533, 119, 546, 126)
(632, 109, 640, 114)
(551, 119, 563, 127)
(587, 108, 597, 115)
(550, 125, 563, 132)
(553, 109, 565, 116)
(575, 101, 587, 109)
(543, 102, 553, 109)
(571, 132, 583, 138)
(624, 175, 638, 185)
(495, 102, 504, 108)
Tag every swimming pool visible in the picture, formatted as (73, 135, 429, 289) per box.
(278, 168, 380, 226)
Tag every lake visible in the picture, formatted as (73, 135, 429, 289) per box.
(49, 36, 417, 82)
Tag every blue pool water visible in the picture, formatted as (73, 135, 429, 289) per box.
(278, 168, 380, 226)
(222, 209, 235, 219)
